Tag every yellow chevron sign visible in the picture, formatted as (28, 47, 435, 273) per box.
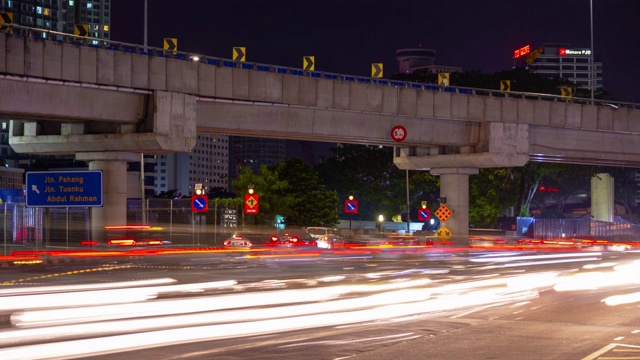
(438, 73, 450, 86)
(74, 24, 88, 37)
(371, 63, 383, 78)
(163, 38, 177, 54)
(303, 56, 315, 71)
(233, 47, 246, 62)
(561, 87, 573, 98)
(0, 12, 13, 32)
(500, 80, 511, 92)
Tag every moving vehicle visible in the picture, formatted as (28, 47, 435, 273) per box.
(222, 232, 269, 249)
(306, 227, 345, 249)
(268, 231, 317, 247)
(102, 225, 171, 247)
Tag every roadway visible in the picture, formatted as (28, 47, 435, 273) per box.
(0, 246, 639, 359)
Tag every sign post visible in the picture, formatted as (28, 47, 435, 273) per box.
(26, 171, 103, 207)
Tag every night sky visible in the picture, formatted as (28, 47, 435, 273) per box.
(111, 0, 640, 103)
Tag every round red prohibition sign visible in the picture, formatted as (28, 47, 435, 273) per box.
(391, 125, 407, 142)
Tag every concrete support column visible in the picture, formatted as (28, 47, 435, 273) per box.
(591, 173, 614, 223)
(76, 152, 141, 241)
(430, 167, 479, 246)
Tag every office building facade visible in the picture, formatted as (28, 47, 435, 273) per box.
(517, 43, 603, 92)
(230, 137, 286, 178)
(0, 0, 110, 40)
(154, 134, 230, 197)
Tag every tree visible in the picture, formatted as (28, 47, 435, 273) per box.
(231, 165, 290, 227)
(531, 164, 596, 218)
(392, 68, 574, 96)
(316, 144, 439, 222)
(276, 158, 339, 227)
(469, 168, 520, 228)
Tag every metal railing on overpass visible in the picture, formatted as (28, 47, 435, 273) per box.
(3, 24, 640, 110)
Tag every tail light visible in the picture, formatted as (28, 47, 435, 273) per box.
(291, 236, 299, 243)
(233, 235, 244, 240)
(224, 240, 232, 246)
(80, 241, 100, 246)
(148, 240, 163, 246)
(108, 239, 136, 246)
(271, 236, 279, 242)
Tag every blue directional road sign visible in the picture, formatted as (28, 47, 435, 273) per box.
(418, 208, 431, 221)
(191, 195, 208, 213)
(344, 199, 358, 214)
(26, 171, 103, 207)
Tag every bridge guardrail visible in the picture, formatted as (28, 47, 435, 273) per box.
(3, 24, 639, 110)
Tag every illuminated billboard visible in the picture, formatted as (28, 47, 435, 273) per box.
(559, 48, 591, 56)
(514, 45, 530, 58)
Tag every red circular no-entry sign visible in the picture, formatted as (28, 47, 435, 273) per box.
(390, 125, 407, 142)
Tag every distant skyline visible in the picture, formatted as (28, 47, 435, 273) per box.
(111, 0, 639, 103)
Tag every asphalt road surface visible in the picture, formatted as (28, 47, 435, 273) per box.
(1, 247, 639, 359)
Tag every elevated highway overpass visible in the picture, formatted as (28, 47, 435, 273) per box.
(1, 25, 639, 241)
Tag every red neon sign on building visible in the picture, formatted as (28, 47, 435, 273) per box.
(514, 45, 531, 59)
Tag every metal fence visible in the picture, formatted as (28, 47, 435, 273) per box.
(3, 201, 640, 254)
(0, 199, 246, 254)
(517, 216, 640, 242)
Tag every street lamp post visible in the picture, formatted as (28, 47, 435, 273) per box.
(377, 215, 384, 234)
(144, 0, 148, 52)
(348, 192, 354, 235)
(590, 0, 595, 103)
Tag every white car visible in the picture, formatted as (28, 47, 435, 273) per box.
(306, 227, 344, 249)
(223, 234, 253, 249)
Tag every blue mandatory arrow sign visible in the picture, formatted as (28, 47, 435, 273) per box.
(192, 195, 208, 213)
(26, 171, 103, 207)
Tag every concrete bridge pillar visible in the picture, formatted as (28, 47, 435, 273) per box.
(430, 167, 479, 245)
(591, 173, 614, 223)
(76, 152, 141, 241)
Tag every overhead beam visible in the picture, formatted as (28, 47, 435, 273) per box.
(0, 76, 147, 123)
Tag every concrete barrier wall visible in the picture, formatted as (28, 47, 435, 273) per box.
(3, 33, 640, 138)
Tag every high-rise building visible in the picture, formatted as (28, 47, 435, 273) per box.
(154, 134, 230, 197)
(64, 0, 110, 40)
(516, 43, 603, 92)
(0, 0, 62, 33)
(230, 137, 286, 178)
(0, 1, 111, 40)
(396, 48, 462, 74)
(0, 1, 110, 171)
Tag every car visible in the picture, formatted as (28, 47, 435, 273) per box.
(267, 231, 317, 247)
(222, 232, 268, 249)
(306, 227, 345, 249)
(100, 225, 171, 247)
